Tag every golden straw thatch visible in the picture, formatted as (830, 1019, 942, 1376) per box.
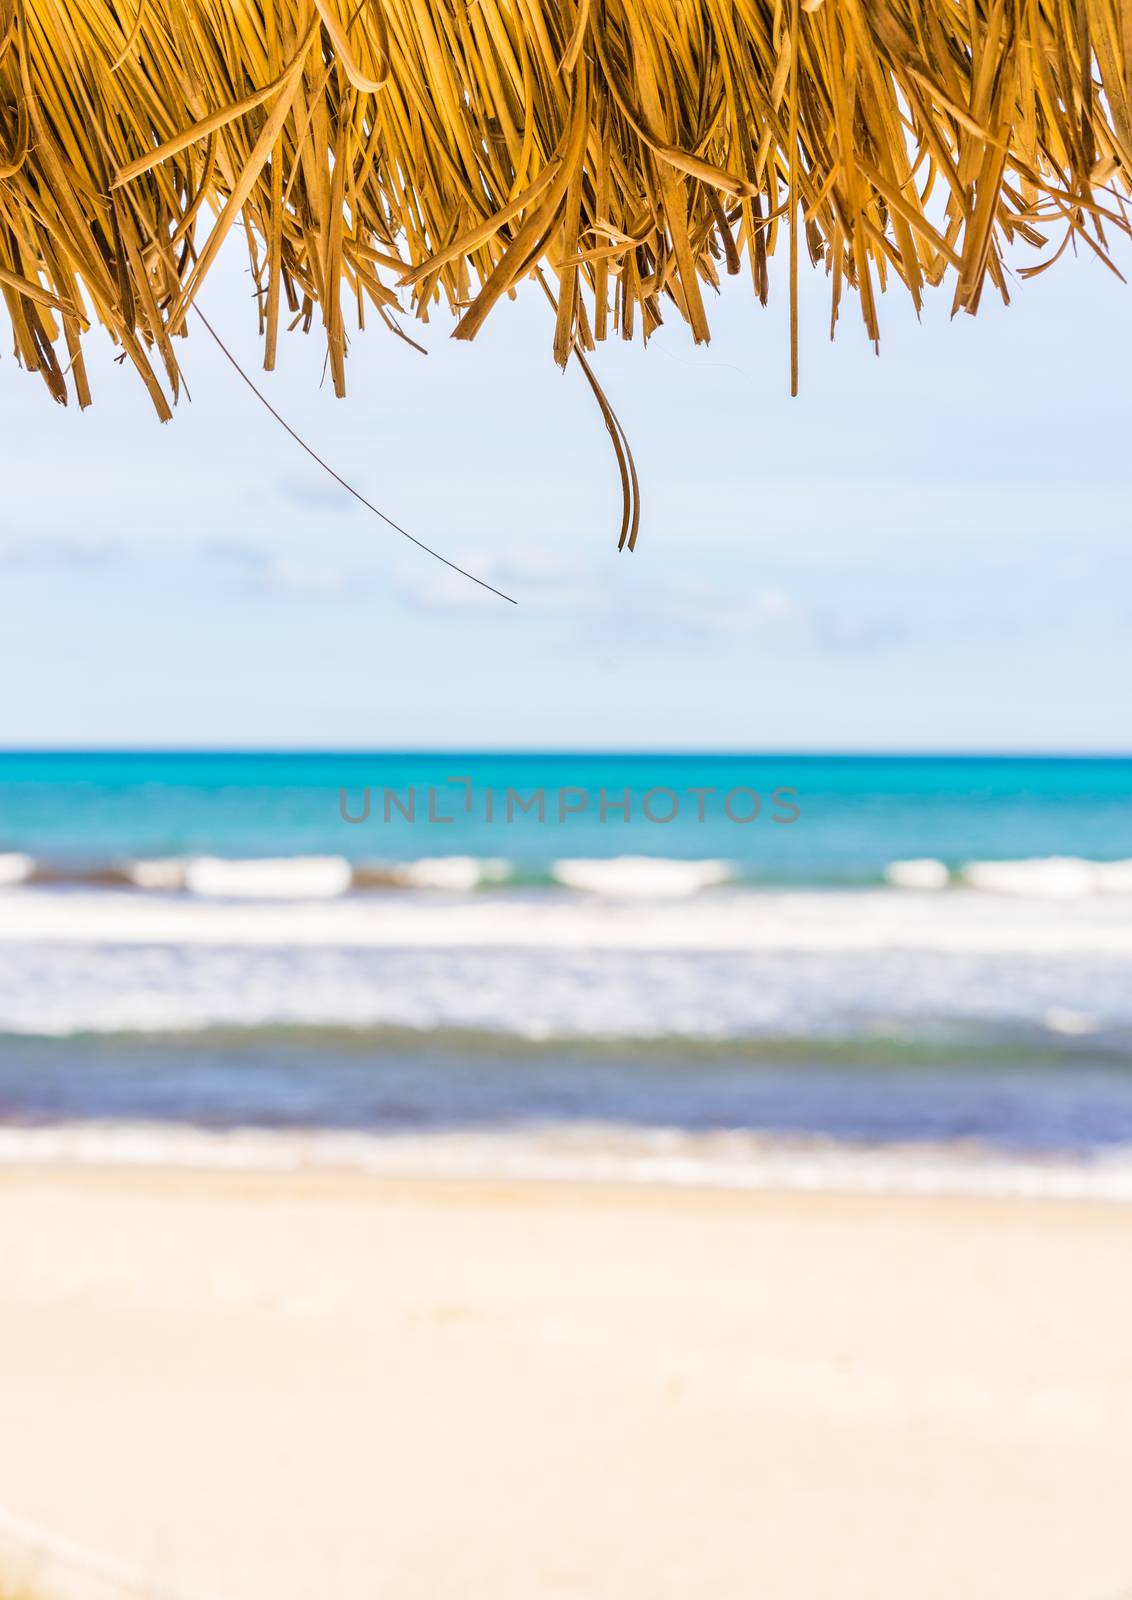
(3, 0, 1131, 419)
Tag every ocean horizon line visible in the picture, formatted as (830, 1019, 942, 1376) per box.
(2, 746, 1132, 761)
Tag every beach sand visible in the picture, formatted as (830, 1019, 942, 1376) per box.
(1, 1165, 1130, 1600)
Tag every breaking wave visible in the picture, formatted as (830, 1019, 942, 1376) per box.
(550, 856, 733, 896)
(5, 851, 1132, 900)
(885, 856, 1132, 896)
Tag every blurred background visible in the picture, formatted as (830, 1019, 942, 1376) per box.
(1, 747, 1132, 1189)
(1, 243, 1132, 1188)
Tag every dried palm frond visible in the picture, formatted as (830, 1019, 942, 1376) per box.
(3, 0, 1130, 421)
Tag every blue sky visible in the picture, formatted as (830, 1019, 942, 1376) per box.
(2, 237, 1130, 750)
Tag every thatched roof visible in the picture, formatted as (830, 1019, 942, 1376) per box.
(3, 0, 1129, 418)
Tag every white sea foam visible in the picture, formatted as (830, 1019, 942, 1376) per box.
(1, 1121, 1130, 1203)
(960, 857, 1132, 897)
(885, 859, 951, 890)
(183, 856, 354, 899)
(1, 894, 1131, 1038)
(0, 852, 33, 886)
(552, 856, 733, 897)
(1043, 1008, 1100, 1037)
(3, 883, 1132, 955)
(127, 857, 188, 891)
(387, 856, 510, 891)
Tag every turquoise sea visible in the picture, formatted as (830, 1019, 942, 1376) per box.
(2, 752, 1131, 1185)
(3, 751, 1132, 881)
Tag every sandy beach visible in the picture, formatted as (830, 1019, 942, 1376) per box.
(1, 1164, 1130, 1600)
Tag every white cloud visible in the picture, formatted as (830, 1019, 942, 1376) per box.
(645, 580, 800, 635)
(0, 527, 120, 564)
(393, 545, 801, 638)
(266, 556, 343, 595)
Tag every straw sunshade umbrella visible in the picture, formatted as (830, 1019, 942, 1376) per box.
(2, 0, 1129, 545)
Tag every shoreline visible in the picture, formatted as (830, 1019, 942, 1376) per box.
(2, 1119, 1132, 1203)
